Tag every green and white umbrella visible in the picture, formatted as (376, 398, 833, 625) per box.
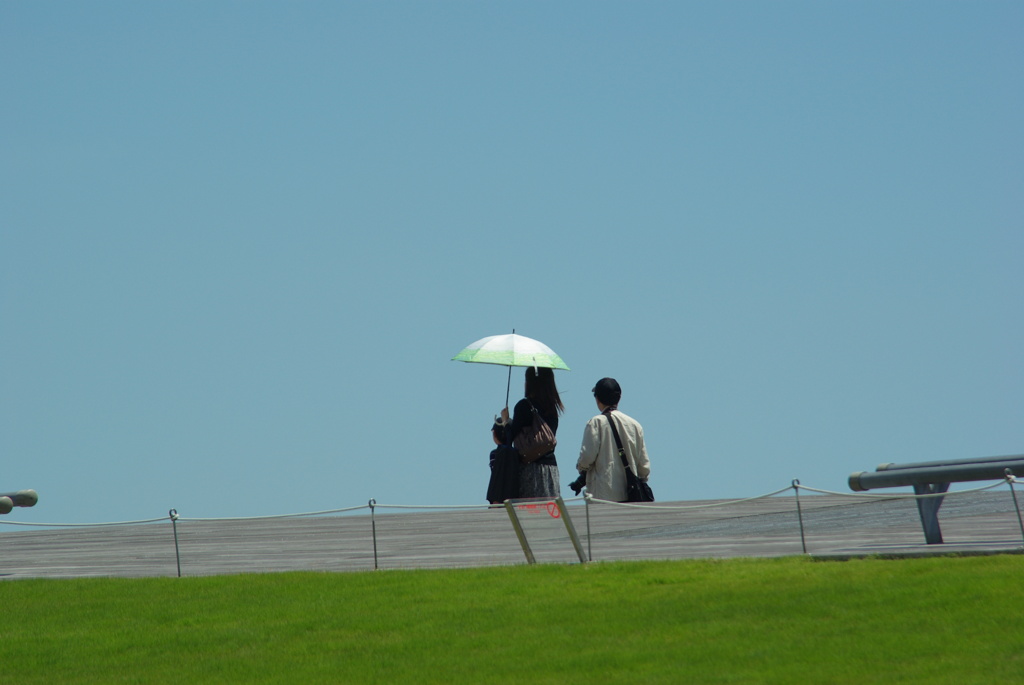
(452, 332, 570, 406)
(452, 333, 570, 370)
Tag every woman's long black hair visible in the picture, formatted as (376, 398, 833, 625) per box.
(524, 367, 564, 416)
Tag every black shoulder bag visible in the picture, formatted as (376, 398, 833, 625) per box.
(605, 412, 654, 503)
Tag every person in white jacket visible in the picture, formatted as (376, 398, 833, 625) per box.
(574, 378, 651, 502)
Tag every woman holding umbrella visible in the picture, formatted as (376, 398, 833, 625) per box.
(492, 367, 564, 499)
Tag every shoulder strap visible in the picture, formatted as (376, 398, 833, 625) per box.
(604, 412, 633, 474)
(527, 399, 549, 426)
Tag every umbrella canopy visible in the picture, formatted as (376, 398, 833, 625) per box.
(452, 333, 570, 407)
(451, 333, 570, 370)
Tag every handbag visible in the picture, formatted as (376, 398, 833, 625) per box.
(606, 412, 654, 503)
(513, 400, 557, 463)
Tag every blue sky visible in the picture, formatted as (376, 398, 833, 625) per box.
(2, 2, 1021, 525)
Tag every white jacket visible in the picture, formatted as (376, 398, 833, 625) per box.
(576, 409, 651, 502)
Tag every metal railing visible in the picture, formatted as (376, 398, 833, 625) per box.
(2, 477, 1022, 577)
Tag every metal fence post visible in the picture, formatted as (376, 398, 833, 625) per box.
(584, 493, 593, 562)
(504, 500, 536, 564)
(1006, 470, 1024, 547)
(793, 480, 808, 554)
(368, 499, 379, 570)
(169, 509, 181, 577)
(553, 497, 587, 564)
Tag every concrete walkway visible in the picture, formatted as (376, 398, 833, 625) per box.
(2, 491, 1022, 579)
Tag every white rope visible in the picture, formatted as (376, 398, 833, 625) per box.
(371, 503, 494, 511)
(179, 504, 371, 522)
(795, 479, 1010, 500)
(585, 485, 795, 511)
(0, 516, 169, 528)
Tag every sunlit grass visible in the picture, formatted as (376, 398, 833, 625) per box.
(2, 555, 1022, 683)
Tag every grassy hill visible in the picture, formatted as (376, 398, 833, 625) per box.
(2, 555, 1022, 683)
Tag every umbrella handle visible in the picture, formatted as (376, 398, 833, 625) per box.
(505, 328, 514, 408)
(505, 364, 511, 408)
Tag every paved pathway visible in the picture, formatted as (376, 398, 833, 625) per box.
(2, 491, 1022, 579)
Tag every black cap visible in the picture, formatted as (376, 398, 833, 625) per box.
(592, 377, 621, 406)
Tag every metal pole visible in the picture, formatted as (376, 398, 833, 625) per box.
(554, 497, 587, 564)
(850, 459, 1024, 491)
(1006, 470, 1024, 547)
(878, 454, 1024, 472)
(169, 509, 181, 578)
(369, 499, 378, 570)
(505, 366, 512, 409)
(505, 328, 515, 408)
(504, 500, 536, 564)
(584, 493, 592, 562)
(913, 483, 948, 544)
(793, 480, 808, 554)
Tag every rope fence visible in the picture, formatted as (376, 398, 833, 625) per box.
(1, 477, 1022, 578)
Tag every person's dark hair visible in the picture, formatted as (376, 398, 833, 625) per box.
(525, 367, 564, 415)
(592, 377, 621, 407)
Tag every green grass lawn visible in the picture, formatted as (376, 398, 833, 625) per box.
(2, 555, 1022, 684)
